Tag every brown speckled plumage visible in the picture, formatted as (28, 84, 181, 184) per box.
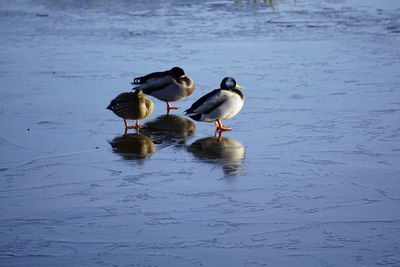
(107, 89, 154, 129)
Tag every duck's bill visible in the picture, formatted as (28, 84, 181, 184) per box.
(235, 84, 244, 89)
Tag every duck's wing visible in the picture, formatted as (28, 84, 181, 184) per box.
(185, 89, 226, 115)
(133, 75, 177, 95)
(106, 92, 136, 116)
(132, 70, 171, 85)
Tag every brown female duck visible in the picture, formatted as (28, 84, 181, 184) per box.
(107, 89, 154, 130)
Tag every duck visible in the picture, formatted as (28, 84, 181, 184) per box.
(184, 77, 244, 132)
(107, 89, 154, 131)
(131, 67, 195, 115)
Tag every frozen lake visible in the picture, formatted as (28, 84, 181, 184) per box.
(1, 0, 400, 266)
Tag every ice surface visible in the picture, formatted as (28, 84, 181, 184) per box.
(1, 0, 400, 266)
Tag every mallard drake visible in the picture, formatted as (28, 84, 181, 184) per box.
(107, 89, 154, 130)
(131, 67, 195, 114)
(184, 77, 244, 132)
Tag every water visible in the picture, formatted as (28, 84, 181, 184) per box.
(1, 0, 400, 266)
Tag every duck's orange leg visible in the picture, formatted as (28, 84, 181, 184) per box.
(166, 102, 180, 115)
(215, 119, 232, 132)
(124, 119, 134, 129)
(124, 119, 143, 133)
(133, 120, 144, 129)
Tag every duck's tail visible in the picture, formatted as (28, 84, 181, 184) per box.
(106, 101, 115, 111)
(185, 112, 202, 121)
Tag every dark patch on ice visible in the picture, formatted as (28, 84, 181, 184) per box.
(36, 121, 65, 125)
(298, 159, 345, 165)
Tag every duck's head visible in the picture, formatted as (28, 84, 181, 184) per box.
(220, 77, 244, 90)
(170, 67, 186, 79)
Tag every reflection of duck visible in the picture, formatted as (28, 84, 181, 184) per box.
(188, 136, 245, 175)
(131, 67, 195, 115)
(145, 115, 196, 136)
(109, 133, 156, 160)
(141, 114, 196, 146)
(185, 77, 244, 133)
(107, 89, 154, 131)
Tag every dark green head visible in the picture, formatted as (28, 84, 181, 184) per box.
(170, 67, 186, 79)
(220, 77, 243, 90)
